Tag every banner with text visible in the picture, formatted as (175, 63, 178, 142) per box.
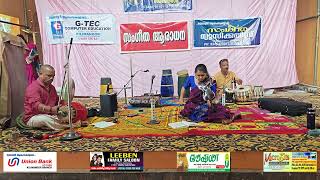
(123, 0, 192, 13)
(46, 14, 115, 44)
(3, 152, 57, 172)
(263, 152, 317, 172)
(194, 18, 261, 48)
(120, 21, 189, 53)
(177, 152, 230, 172)
(90, 152, 143, 171)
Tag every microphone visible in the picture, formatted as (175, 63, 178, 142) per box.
(150, 75, 156, 94)
(143, 70, 149, 72)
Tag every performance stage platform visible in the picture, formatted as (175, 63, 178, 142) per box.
(1, 90, 319, 152)
(0, 90, 319, 179)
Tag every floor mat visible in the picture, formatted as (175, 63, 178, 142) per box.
(75, 103, 307, 138)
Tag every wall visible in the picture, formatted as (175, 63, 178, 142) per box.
(2, 0, 318, 87)
(296, 0, 319, 86)
(0, 0, 25, 24)
(0, 0, 42, 61)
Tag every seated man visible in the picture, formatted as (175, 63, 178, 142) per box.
(24, 64, 77, 130)
(212, 59, 243, 96)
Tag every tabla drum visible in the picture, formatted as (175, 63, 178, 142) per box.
(177, 69, 189, 98)
(71, 102, 88, 122)
(224, 88, 235, 103)
(253, 85, 264, 99)
(235, 85, 253, 102)
(161, 69, 174, 97)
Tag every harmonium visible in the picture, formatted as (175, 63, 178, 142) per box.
(128, 94, 161, 107)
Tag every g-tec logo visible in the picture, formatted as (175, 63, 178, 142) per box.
(51, 20, 64, 39)
(8, 157, 19, 167)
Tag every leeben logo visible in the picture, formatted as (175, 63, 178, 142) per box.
(51, 21, 64, 39)
(8, 157, 19, 167)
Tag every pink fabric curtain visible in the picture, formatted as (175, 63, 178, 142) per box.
(35, 0, 298, 97)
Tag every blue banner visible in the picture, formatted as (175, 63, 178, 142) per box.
(194, 18, 261, 48)
(124, 0, 192, 13)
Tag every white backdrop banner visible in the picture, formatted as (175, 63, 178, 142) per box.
(36, 0, 298, 97)
(46, 14, 116, 44)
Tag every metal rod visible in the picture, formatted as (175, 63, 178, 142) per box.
(124, 85, 127, 104)
(23, 0, 28, 28)
(0, 20, 30, 29)
(296, 15, 319, 23)
(130, 57, 134, 97)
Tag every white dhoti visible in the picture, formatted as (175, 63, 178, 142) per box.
(27, 114, 80, 130)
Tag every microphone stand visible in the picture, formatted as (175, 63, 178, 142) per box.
(60, 38, 82, 141)
(117, 69, 148, 104)
(147, 75, 159, 125)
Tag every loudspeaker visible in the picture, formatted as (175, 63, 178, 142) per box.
(100, 93, 117, 117)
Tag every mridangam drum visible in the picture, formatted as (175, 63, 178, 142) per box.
(235, 85, 253, 102)
(58, 101, 88, 123)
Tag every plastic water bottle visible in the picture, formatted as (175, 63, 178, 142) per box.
(307, 108, 316, 129)
(222, 93, 226, 106)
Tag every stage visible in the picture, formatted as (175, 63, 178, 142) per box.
(0, 89, 319, 178)
(1, 90, 320, 152)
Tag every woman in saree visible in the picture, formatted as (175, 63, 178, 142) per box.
(179, 64, 240, 124)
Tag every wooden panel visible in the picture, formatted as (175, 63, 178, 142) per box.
(297, 0, 317, 21)
(144, 152, 177, 169)
(57, 152, 89, 170)
(317, 20, 320, 86)
(296, 19, 317, 85)
(0, 151, 319, 172)
(231, 151, 263, 170)
(0, 0, 25, 25)
(0, 152, 2, 173)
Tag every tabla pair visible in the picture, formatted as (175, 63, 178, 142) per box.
(224, 85, 264, 102)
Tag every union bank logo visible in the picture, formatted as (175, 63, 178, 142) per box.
(8, 157, 19, 167)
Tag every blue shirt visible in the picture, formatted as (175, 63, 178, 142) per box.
(183, 76, 217, 93)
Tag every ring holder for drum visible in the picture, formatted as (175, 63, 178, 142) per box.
(60, 38, 82, 141)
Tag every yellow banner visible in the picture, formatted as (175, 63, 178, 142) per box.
(0, 14, 20, 35)
(264, 152, 317, 172)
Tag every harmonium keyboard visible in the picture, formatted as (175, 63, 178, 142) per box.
(128, 94, 161, 107)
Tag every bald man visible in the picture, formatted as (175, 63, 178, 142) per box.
(24, 64, 76, 130)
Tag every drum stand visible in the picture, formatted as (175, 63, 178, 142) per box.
(60, 38, 81, 141)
